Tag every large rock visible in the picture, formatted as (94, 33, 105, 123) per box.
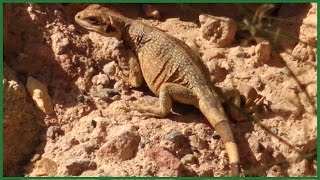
(3, 63, 42, 176)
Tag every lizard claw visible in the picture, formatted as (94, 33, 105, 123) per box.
(222, 89, 267, 122)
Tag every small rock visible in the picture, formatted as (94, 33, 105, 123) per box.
(255, 40, 271, 65)
(91, 73, 110, 86)
(114, 80, 128, 92)
(142, 4, 160, 19)
(63, 137, 79, 151)
(292, 43, 316, 62)
(146, 147, 183, 176)
(166, 131, 190, 149)
(181, 154, 198, 165)
(98, 125, 140, 160)
(65, 158, 97, 176)
(199, 14, 237, 47)
(46, 125, 64, 139)
(103, 61, 117, 76)
(91, 116, 110, 131)
(26, 76, 54, 114)
(166, 131, 184, 142)
(33, 158, 57, 176)
(270, 127, 278, 134)
(139, 138, 150, 148)
(90, 88, 119, 98)
(189, 135, 209, 150)
(76, 93, 91, 104)
(69, 137, 80, 145)
(270, 100, 303, 117)
(300, 12, 316, 47)
(82, 142, 96, 154)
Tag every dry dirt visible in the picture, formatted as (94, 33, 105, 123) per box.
(3, 3, 317, 177)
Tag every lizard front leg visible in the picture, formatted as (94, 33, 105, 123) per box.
(127, 83, 198, 117)
(119, 50, 143, 88)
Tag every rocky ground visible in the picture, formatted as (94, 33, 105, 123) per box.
(3, 3, 317, 177)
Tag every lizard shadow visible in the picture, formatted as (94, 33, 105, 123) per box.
(164, 101, 264, 176)
(133, 80, 269, 176)
(170, 101, 296, 176)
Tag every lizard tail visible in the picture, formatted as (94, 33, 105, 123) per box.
(199, 98, 239, 176)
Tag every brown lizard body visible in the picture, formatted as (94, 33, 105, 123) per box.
(75, 4, 239, 176)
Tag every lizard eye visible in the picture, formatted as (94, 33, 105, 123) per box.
(86, 17, 101, 26)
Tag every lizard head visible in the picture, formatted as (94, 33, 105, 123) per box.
(75, 4, 126, 37)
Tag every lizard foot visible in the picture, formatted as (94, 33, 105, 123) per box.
(222, 89, 266, 122)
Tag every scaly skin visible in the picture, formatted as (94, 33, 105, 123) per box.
(75, 4, 239, 176)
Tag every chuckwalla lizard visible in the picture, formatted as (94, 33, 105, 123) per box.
(75, 4, 239, 176)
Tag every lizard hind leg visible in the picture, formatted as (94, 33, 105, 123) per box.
(127, 83, 198, 118)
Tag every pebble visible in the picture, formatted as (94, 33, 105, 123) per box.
(82, 142, 96, 154)
(65, 158, 97, 176)
(146, 147, 183, 176)
(142, 4, 160, 19)
(166, 131, 184, 142)
(255, 40, 271, 65)
(98, 125, 141, 160)
(46, 125, 64, 139)
(114, 80, 128, 92)
(103, 61, 117, 76)
(26, 76, 54, 114)
(91, 73, 110, 86)
(181, 154, 198, 165)
(139, 138, 150, 148)
(199, 14, 237, 47)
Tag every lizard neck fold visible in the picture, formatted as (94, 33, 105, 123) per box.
(122, 22, 152, 52)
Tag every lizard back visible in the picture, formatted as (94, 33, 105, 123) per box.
(123, 21, 216, 99)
